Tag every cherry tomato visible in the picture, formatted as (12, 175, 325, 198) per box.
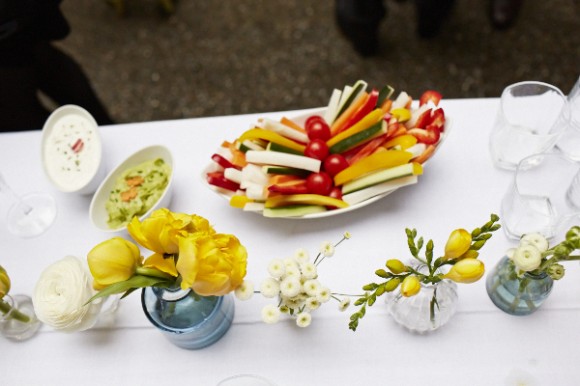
(304, 139, 329, 161)
(306, 172, 333, 196)
(323, 154, 349, 177)
(326, 187, 343, 209)
(305, 116, 331, 141)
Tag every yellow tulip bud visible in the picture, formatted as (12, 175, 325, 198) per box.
(0, 265, 10, 298)
(386, 259, 407, 274)
(443, 229, 472, 261)
(87, 237, 142, 290)
(400, 275, 421, 297)
(443, 258, 485, 284)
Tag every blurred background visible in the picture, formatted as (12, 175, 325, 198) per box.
(57, 0, 579, 124)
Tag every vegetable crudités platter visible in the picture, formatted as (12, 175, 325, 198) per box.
(202, 80, 449, 219)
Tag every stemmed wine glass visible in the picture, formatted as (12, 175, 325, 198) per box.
(0, 172, 57, 238)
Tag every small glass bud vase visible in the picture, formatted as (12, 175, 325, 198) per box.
(141, 286, 235, 350)
(486, 256, 554, 316)
(385, 277, 458, 334)
(0, 294, 42, 341)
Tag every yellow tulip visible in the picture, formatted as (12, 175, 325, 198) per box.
(0, 265, 10, 298)
(176, 233, 247, 296)
(443, 229, 472, 261)
(400, 275, 421, 297)
(128, 208, 215, 255)
(443, 258, 485, 284)
(143, 253, 178, 277)
(88, 237, 142, 289)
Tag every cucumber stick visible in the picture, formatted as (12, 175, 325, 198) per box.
(263, 205, 327, 218)
(329, 120, 387, 154)
(262, 165, 310, 177)
(342, 175, 418, 205)
(266, 142, 302, 155)
(334, 80, 368, 121)
(342, 162, 423, 195)
(246, 150, 321, 172)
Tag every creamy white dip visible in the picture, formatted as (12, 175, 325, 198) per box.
(43, 112, 101, 192)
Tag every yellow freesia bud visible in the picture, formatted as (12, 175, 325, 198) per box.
(128, 208, 215, 255)
(443, 258, 484, 284)
(400, 276, 421, 297)
(386, 259, 407, 274)
(176, 233, 247, 296)
(443, 229, 472, 261)
(88, 237, 142, 290)
(0, 265, 10, 298)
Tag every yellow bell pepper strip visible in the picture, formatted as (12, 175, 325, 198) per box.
(328, 120, 387, 154)
(334, 150, 414, 186)
(230, 195, 253, 209)
(326, 108, 384, 148)
(238, 128, 306, 153)
(383, 134, 418, 150)
(390, 108, 411, 123)
(265, 194, 349, 209)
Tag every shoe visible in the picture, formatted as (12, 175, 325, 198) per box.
(335, 0, 387, 57)
(490, 0, 523, 29)
(415, 0, 456, 38)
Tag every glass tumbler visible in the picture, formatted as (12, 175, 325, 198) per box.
(489, 81, 569, 170)
(500, 152, 580, 240)
(555, 75, 580, 160)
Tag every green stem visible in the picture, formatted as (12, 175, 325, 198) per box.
(135, 266, 175, 281)
(0, 298, 30, 323)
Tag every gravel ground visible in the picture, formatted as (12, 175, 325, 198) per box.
(57, 0, 579, 124)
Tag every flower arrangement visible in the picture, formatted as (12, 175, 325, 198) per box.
(256, 233, 352, 328)
(349, 214, 501, 331)
(86, 208, 248, 302)
(507, 227, 580, 279)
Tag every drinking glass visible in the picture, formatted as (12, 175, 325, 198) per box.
(500, 153, 580, 240)
(555, 75, 580, 160)
(489, 81, 569, 170)
(217, 375, 277, 386)
(0, 172, 57, 238)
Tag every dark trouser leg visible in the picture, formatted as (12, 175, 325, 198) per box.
(335, 0, 387, 57)
(415, 0, 456, 38)
(34, 42, 114, 125)
(0, 65, 50, 132)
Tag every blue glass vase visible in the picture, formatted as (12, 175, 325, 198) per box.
(141, 286, 235, 349)
(486, 256, 554, 316)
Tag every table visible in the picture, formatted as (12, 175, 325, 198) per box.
(1, 99, 579, 385)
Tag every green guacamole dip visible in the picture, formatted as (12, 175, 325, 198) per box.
(106, 158, 171, 228)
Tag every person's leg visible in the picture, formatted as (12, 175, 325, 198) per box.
(335, 0, 387, 57)
(414, 0, 456, 38)
(34, 42, 114, 125)
(0, 64, 50, 132)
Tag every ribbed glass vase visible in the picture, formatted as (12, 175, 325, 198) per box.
(141, 286, 235, 349)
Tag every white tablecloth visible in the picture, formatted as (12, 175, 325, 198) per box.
(1, 99, 579, 385)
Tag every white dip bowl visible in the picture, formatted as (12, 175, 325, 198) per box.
(41, 105, 105, 195)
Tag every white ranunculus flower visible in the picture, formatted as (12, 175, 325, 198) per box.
(261, 304, 280, 324)
(260, 277, 280, 298)
(520, 233, 549, 253)
(33, 256, 104, 332)
(512, 245, 542, 272)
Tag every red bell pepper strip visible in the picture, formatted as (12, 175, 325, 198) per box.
(211, 153, 240, 170)
(341, 89, 380, 134)
(207, 171, 240, 192)
(268, 179, 309, 195)
(345, 134, 389, 165)
(419, 90, 442, 107)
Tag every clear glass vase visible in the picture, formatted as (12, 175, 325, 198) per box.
(141, 286, 235, 350)
(385, 278, 458, 334)
(0, 294, 42, 341)
(486, 256, 554, 316)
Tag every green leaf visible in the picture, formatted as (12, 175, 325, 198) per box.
(84, 275, 172, 305)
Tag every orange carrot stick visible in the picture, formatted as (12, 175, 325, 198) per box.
(330, 92, 369, 136)
(281, 117, 306, 133)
